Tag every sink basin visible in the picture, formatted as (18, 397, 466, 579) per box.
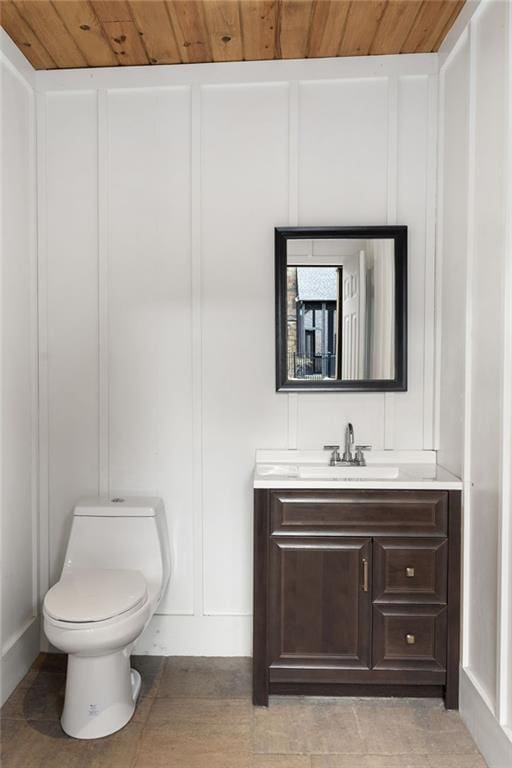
(298, 465, 399, 480)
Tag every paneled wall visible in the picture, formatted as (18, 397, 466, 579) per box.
(36, 54, 438, 654)
(0, 31, 39, 704)
(438, 1, 512, 765)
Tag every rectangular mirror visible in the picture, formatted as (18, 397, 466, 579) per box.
(275, 226, 407, 391)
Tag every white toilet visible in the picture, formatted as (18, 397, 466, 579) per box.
(43, 496, 171, 739)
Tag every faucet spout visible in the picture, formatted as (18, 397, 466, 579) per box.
(342, 422, 354, 463)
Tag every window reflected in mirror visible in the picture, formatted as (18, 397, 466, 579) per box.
(286, 239, 395, 382)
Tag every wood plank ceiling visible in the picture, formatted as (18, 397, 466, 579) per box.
(0, 0, 465, 70)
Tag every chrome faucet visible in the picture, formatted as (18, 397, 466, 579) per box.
(323, 423, 372, 467)
(342, 422, 355, 463)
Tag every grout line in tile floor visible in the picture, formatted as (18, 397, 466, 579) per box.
(351, 700, 364, 741)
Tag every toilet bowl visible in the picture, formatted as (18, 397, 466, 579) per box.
(43, 497, 171, 739)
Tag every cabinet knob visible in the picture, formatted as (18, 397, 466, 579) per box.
(405, 633, 416, 645)
(405, 567, 415, 578)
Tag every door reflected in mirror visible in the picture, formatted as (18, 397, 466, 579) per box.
(275, 227, 407, 392)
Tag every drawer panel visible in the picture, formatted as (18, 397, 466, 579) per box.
(372, 605, 447, 672)
(270, 491, 448, 537)
(373, 538, 448, 604)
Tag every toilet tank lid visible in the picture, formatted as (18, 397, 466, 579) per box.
(73, 496, 164, 517)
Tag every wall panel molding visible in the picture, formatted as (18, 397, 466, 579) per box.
(0, 619, 40, 707)
(36, 91, 50, 613)
(422, 74, 438, 450)
(439, 0, 512, 759)
(36, 54, 438, 92)
(384, 74, 398, 450)
(38, 54, 438, 647)
(1, 34, 40, 699)
(461, 668, 512, 768)
(497, 0, 512, 730)
(191, 83, 204, 618)
(98, 89, 110, 497)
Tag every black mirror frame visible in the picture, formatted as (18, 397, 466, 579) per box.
(275, 225, 408, 392)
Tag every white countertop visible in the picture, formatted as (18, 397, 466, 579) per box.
(253, 449, 463, 490)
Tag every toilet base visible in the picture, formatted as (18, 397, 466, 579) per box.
(61, 650, 141, 739)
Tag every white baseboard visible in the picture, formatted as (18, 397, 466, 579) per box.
(135, 614, 252, 656)
(460, 667, 512, 768)
(0, 617, 40, 706)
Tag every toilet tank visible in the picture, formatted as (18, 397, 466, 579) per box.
(63, 496, 171, 606)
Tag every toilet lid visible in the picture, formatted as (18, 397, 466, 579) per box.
(44, 568, 147, 623)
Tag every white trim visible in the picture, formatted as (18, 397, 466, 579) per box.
(98, 89, 109, 496)
(461, 18, 478, 669)
(190, 84, 204, 618)
(440, 17, 474, 75)
(422, 74, 438, 450)
(0, 618, 40, 706)
(384, 74, 398, 450)
(287, 80, 299, 450)
(36, 92, 50, 610)
(288, 80, 298, 226)
(1, 37, 38, 646)
(433, 59, 447, 451)
(386, 76, 398, 227)
(135, 614, 251, 656)
(0, 28, 35, 90)
(438, 0, 482, 61)
(35, 53, 438, 94)
(460, 667, 512, 768)
(1, 615, 37, 658)
(497, 0, 512, 726)
(28, 74, 39, 622)
(287, 394, 299, 450)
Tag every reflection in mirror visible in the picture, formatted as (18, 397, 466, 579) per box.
(286, 239, 395, 382)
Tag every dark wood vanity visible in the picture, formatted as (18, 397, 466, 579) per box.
(253, 489, 461, 708)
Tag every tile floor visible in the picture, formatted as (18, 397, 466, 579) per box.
(0, 654, 487, 768)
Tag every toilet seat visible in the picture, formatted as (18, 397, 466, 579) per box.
(44, 568, 147, 623)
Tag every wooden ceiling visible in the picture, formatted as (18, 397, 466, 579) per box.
(0, 0, 465, 71)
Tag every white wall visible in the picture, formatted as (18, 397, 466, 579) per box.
(2, 16, 509, 764)
(0, 31, 39, 704)
(35, 53, 438, 655)
(438, 1, 512, 765)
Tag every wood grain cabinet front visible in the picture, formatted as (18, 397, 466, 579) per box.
(253, 488, 461, 709)
(373, 538, 448, 604)
(268, 536, 372, 680)
(372, 604, 448, 674)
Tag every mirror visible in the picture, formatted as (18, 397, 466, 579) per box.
(275, 226, 407, 391)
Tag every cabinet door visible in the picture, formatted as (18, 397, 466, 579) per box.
(268, 536, 372, 674)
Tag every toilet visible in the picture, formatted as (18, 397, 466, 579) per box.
(43, 496, 171, 739)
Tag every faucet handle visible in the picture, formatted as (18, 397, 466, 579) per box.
(323, 445, 341, 466)
(354, 445, 372, 466)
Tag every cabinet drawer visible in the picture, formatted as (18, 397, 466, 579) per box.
(373, 538, 447, 604)
(373, 605, 447, 672)
(270, 491, 448, 537)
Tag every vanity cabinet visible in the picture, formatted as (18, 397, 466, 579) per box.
(253, 489, 461, 709)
